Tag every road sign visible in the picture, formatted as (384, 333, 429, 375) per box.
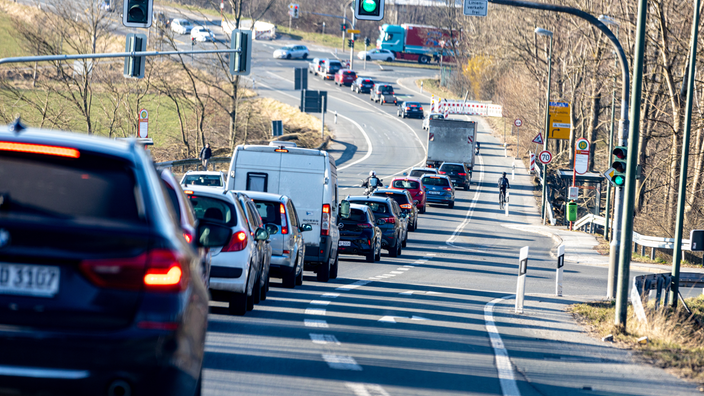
(138, 109, 148, 138)
(538, 150, 552, 165)
(574, 137, 590, 174)
(300, 90, 327, 113)
(531, 133, 543, 145)
(272, 120, 283, 137)
(549, 101, 571, 140)
(514, 118, 523, 128)
(463, 0, 488, 16)
(346, 29, 360, 34)
(294, 67, 307, 90)
(603, 166, 617, 184)
(568, 187, 579, 200)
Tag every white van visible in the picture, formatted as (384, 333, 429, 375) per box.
(226, 145, 341, 282)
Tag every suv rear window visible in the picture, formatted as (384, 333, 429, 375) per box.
(421, 177, 450, 187)
(410, 169, 436, 177)
(374, 192, 409, 205)
(253, 200, 281, 225)
(441, 164, 466, 173)
(183, 174, 223, 186)
(0, 153, 142, 223)
(393, 180, 420, 189)
(380, 86, 393, 93)
(342, 209, 368, 223)
(349, 200, 390, 216)
(187, 195, 237, 226)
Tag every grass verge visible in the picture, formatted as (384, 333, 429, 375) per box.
(570, 297, 704, 386)
(415, 78, 461, 100)
(276, 26, 344, 51)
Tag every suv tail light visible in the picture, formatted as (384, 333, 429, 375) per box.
(383, 217, 395, 224)
(443, 187, 452, 191)
(143, 249, 189, 292)
(458, 173, 467, 176)
(406, 107, 411, 111)
(280, 203, 289, 234)
(400, 203, 412, 209)
(438, 171, 446, 174)
(222, 231, 247, 252)
(321, 204, 331, 236)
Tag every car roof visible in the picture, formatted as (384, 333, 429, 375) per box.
(374, 188, 408, 195)
(391, 176, 422, 182)
(181, 185, 235, 201)
(411, 167, 437, 171)
(237, 191, 286, 202)
(421, 174, 452, 180)
(184, 170, 224, 176)
(440, 162, 465, 166)
(347, 195, 393, 204)
(349, 203, 371, 212)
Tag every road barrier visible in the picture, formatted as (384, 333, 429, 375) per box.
(631, 272, 704, 324)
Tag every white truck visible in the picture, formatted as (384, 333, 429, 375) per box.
(426, 119, 477, 174)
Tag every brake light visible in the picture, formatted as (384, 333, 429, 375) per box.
(280, 203, 288, 234)
(275, 149, 289, 153)
(222, 231, 247, 252)
(419, 107, 423, 111)
(384, 217, 396, 224)
(183, 232, 193, 244)
(400, 203, 412, 209)
(0, 141, 80, 158)
(444, 187, 452, 191)
(406, 107, 410, 111)
(144, 266, 182, 287)
(143, 249, 188, 292)
(183, 190, 194, 195)
(438, 171, 446, 174)
(458, 173, 467, 176)
(321, 204, 331, 236)
(418, 190, 424, 195)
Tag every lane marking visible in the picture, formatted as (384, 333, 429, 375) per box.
(322, 293, 340, 298)
(345, 383, 391, 396)
(412, 316, 430, 321)
(426, 253, 436, 256)
(310, 300, 331, 305)
(427, 291, 443, 295)
(400, 291, 414, 295)
(444, 154, 486, 252)
(397, 268, 410, 271)
(383, 274, 396, 277)
(390, 271, 404, 274)
(403, 265, 415, 268)
(336, 280, 371, 290)
(322, 354, 363, 371)
(309, 334, 341, 345)
(378, 316, 399, 323)
(305, 308, 326, 316)
(304, 319, 329, 328)
(485, 296, 521, 396)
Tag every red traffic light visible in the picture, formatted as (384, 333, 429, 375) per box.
(613, 147, 627, 160)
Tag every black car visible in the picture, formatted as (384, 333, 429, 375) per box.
(0, 125, 231, 396)
(372, 188, 418, 232)
(439, 162, 471, 191)
(397, 101, 424, 119)
(338, 204, 382, 262)
(351, 77, 375, 94)
(347, 196, 406, 257)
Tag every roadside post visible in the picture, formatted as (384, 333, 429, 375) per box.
(334, 111, 338, 124)
(556, 244, 565, 296)
(515, 246, 529, 313)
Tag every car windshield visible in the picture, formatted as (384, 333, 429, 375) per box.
(342, 208, 368, 224)
(253, 200, 282, 225)
(187, 195, 237, 226)
(421, 177, 450, 187)
(410, 169, 436, 177)
(375, 192, 409, 205)
(183, 175, 222, 186)
(441, 164, 465, 173)
(393, 180, 420, 189)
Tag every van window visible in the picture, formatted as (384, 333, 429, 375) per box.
(247, 172, 268, 192)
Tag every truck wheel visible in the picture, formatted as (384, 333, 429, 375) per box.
(317, 260, 330, 282)
(418, 55, 430, 64)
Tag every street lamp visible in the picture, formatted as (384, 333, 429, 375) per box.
(535, 27, 553, 225)
(598, 14, 621, 299)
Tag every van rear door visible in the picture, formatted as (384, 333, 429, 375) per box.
(278, 154, 326, 246)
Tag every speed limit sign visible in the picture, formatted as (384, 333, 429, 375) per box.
(538, 150, 552, 165)
(514, 118, 523, 128)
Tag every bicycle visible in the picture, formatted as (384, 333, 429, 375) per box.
(499, 189, 506, 210)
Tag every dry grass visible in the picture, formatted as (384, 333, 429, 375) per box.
(571, 297, 704, 385)
(415, 78, 461, 100)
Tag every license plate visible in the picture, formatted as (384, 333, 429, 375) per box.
(0, 263, 60, 297)
(428, 191, 441, 195)
(339, 241, 351, 247)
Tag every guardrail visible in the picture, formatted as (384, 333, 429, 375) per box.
(631, 272, 704, 324)
(155, 156, 231, 172)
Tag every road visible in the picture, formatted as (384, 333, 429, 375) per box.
(201, 38, 701, 396)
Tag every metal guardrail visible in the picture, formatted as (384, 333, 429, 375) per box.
(574, 214, 691, 250)
(631, 272, 704, 324)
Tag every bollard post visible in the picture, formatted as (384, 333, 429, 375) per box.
(512, 162, 516, 181)
(420, 81, 424, 93)
(515, 246, 529, 314)
(556, 244, 565, 296)
(334, 111, 338, 124)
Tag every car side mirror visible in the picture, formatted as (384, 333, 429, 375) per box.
(340, 200, 351, 219)
(196, 220, 233, 248)
(300, 224, 313, 232)
(266, 224, 278, 235)
(255, 227, 269, 241)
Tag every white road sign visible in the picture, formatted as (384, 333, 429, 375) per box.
(574, 138, 590, 174)
(514, 118, 523, 128)
(568, 187, 579, 200)
(538, 150, 552, 165)
(463, 0, 488, 17)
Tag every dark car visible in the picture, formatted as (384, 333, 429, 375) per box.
(421, 174, 456, 208)
(439, 162, 471, 191)
(397, 101, 424, 119)
(372, 188, 418, 233)
(338, 204, 382, 262)
(335, 69, 357, 86)
(351, 77, 375, 94)
(370, 84, 397, 105)
(347, 196, 406, 257)
(0, 126, 231, 396)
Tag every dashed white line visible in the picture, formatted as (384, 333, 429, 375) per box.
(390, 271, 404, 274)
(309, 334, 341, 345)
(403, 265, 415, 268)
(397, 268, 410, 271)
(400, 291, 414, 295)
(345, 383, 391, 396)
(336, 280, 371, 291)
(310, 300, 331, 306)
(426, 253, 437, 256)
(446, 154, 487, 253)
(485, 296, 521, 396)
(304, 319, 329, 328)
(322, 354, 362, 371)
(321, 293, 340, 299)
(305, 308, 327, 316)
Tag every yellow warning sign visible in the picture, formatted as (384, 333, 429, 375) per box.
(549, 102, 571, 140)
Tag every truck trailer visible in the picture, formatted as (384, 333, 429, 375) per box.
(376, 24, 459, 64)
(426, 119, 477, 173)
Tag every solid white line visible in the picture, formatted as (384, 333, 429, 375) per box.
(309, 300, 331, 305)
(446, 154, 486, 253)
(336, 114, 374, 171)
(305, 308, 326, 316)
(400, 291, 414, 295)
(304, 319, 329, 328)
(309, 333, 341, 345)
(322, 354, 362, 371)
(485, 296, 521, 396)
(345, 383, 391, 396)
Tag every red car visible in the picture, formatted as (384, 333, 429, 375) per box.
(389, 176, 427, 213)
(335, 69, 357, 86)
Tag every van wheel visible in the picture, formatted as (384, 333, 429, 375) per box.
(317, 260, 330, 282)
(296, 263, 303, 285)
(228, 292, 247, 315)
(330, 254, 339, 279)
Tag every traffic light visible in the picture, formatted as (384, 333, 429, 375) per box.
(348, 39, 354, 48)
(230, 29, 252, 76)
(124, 33, 147, 79)
(123, 0, 153, 28)
(355, 0, 384, 21)
(341, 23, 348, 32)
(611, 146, 627, 187)
(293, 4, 299, 18)
(364, 37, 371, 47)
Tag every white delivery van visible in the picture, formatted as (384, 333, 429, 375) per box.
(226, 145, 341, 282)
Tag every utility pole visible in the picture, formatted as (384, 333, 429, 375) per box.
(535, 28, 553, 225)
(349, 8, 356, 70)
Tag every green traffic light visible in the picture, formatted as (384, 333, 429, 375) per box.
(362, 0, 378, 12)
(613, 175, 625, 186)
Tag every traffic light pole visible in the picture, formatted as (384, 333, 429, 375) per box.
(349, 15, 356, 69)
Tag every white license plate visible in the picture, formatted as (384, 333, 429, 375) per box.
(339, 241, 351, 247)
(428, 191, 442, 195)
(0, 263, 60, 297)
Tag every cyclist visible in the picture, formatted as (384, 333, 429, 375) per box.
(362, 171, 384, 194)
(498, 172, 510, 205)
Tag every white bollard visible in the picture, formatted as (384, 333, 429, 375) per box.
(512, 162, 516, 181)
(515, 246, 529, 314)
(505, 192, 509, 216)
(421, 81, 424, 93)
(334, 111, 338, 124)
(556, 244, 565, 297)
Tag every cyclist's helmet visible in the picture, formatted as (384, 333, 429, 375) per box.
(370, 171, 376, 177)
(502, 172, 506, 177)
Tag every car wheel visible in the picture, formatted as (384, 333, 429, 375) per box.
(251, 272, 261, 305)
(303, 53, 308, 59)
(330, 254, 339, 279)
(375, 243, 382, 261)
(366, 247, 375, 262)
(448, 202, 455, 209)
(296, 259, 303, 285)
(286, 54, 291, 59)
(389, 241, 399, 257)
(402, 235, 407, 247)
(366, 55, 371, 61)
(409, 218, 416, 232)
(464, 184, 470, 191)
(317, 259, 331, 282)
(260, 275, 269, 301)
(386, 57, 393, 62)
(420, 205, 426, 214)
(402, 113, 406, 119)
(228, 292, 247, 315)
(283, 259, 297, 288)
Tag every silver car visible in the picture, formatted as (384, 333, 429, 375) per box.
(246, 192, 312, 288)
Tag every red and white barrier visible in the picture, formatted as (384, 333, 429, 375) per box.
(529, 152, 535, 172)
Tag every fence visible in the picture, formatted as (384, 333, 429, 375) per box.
(631, 272, 704, 324)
